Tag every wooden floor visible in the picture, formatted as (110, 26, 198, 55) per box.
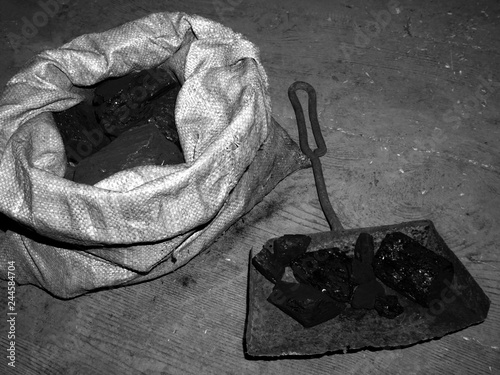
(0, 0, 499, 374)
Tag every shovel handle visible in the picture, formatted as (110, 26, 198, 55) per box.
(288, 81, 344, 232)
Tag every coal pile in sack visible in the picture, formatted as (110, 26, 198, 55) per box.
(53, 67, 184, 185)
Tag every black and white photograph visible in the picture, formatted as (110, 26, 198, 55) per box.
(0, 0, 498, 374)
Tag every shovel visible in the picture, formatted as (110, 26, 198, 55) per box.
(245, 81, 490, 357)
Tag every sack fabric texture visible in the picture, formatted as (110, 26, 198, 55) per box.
(0, 12, 308, 298)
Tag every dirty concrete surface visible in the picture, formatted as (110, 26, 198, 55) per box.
(0, 0, 499, 374)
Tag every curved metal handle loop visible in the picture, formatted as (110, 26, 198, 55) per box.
(288, 81, 344, 232)
(288, 81, 326, 159)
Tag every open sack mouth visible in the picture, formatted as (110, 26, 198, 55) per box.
(54, 66, 185, 186)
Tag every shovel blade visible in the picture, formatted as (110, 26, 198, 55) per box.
(245, 219, 490, 357)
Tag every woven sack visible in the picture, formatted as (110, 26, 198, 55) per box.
(0, 12, 307, 298)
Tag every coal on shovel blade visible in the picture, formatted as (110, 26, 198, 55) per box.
(267, 282, 346, 328)
(245, 220, 490, 357)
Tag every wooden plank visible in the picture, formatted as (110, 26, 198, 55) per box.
(0, 0, 499, 374)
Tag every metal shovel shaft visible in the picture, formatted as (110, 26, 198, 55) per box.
(288, 81, 344, 232)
